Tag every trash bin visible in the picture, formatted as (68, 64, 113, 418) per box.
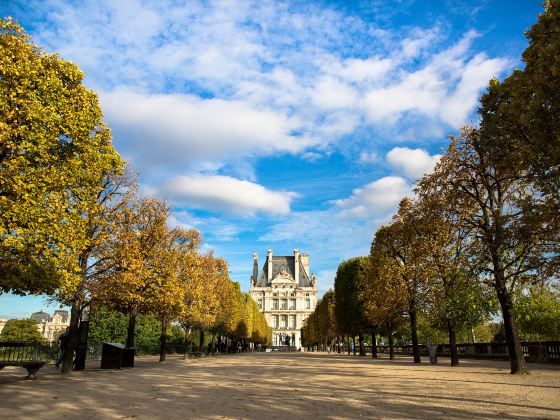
(101, 343, 135, 369)
(121, 346, 135, 368)
(428, 345, 438, 364)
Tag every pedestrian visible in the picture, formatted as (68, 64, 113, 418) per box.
(55, 327, 70, 369)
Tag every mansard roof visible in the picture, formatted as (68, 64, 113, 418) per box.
(256, 255, 312, 288)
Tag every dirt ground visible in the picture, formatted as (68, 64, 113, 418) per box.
(0, 352, 559, 419)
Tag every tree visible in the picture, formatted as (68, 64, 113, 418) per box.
(88, 306, 128, 344)
(372, 213, 430, 364)
(0, 18, 123, 297)
(0, 318, 43, 342)
(334, 258, 369, 356)
(360, 246, 408, 360)
(516, 285, 560, 340)
(428, 127, 558, 374)
(477, 2, 560, 196)
(407, 186, 496, 366)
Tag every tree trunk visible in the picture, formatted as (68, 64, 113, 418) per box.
(159, 315, 167, 362)
(448, 319, 459, 366)
(388, 321, 395, 360)
(495, 273, 528, 374)
(126, 305, 137, 348)
(410, 306, 421, 363)
(183, 326, 191, 360)
(347, 336, 350, 355)
(371, 327, 378, 359)
(61, 299, 81, 374)
(358, 333, 365, 356)
(199, 329, 205, 354)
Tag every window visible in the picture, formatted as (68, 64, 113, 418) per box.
(290, 315, 296, 329)
(289, 299, 296, 310)
(258, 299, 263, 310)
(281, 299, 288, 310)
(281, 315, 287, 328)
(273, 315, 279, 328)
(272, 299, 279, 310)
(273, 334, 278, 346)
(305, 298, 311, 309)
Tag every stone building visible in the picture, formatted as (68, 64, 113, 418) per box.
(249, 249, 317, 349)
(31, 310, 70, 342)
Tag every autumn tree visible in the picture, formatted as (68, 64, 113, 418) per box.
(372, 210, 430, 364)
(94, 197, 201, 355)
(0, 18, 123, 299)
(428, 128, 558, 374)
(404, 187, 496, 366)
(361, 244, 409, 360)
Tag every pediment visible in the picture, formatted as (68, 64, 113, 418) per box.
(270, 270, 295, 286)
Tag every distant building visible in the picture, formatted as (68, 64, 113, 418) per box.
(0, 318, 7, 335)
(249, 249, 318, 349)
(31, 310, 70, 342)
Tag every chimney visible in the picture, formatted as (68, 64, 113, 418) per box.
(294, 249, 299, 283)
(300, 253, 310, 276)
(252, 253, 258, 286)
(267, 249, 273, 282)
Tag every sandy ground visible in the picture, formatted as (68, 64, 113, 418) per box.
(0, 352, 559, 419)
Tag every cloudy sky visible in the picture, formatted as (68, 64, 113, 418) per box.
(0, 0, 542, 317)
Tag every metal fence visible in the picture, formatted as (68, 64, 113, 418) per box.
(375, 341, 560, 363)
(0, 341, 205, 363)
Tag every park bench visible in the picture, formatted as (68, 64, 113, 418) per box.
(0, 341, 50, 379)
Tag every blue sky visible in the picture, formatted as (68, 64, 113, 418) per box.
(0, 0, 543, 318)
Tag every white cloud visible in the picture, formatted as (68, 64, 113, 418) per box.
(101, 89, 313, 172)
(160, 174, 299, 216)
(386, 147, 442, 179)
(309, 76, 358, 110)
(358, 151, 380, 164)
(22, 0, 510, 164)
(333, 176, 410, 219)
(362, 31, 508, 129)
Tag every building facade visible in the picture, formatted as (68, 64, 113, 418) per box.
(249, 249, 317, 349)
(31, 310, 70, 342)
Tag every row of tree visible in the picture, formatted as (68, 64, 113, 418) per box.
(0, 18, 270, 373)
(303, 2, 560, 374)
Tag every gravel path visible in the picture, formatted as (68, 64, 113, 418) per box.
(0, 352, 559, 419)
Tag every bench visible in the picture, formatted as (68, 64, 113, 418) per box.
(0, 342, 50, 379)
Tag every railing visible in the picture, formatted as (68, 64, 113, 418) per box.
(0, 342, 204, 362)
(0, 342, 58, 362)
(375, 341, 560, 363)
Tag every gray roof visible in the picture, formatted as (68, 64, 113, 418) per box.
(255, 256, 312, 287)
(30, 311, 50, 322)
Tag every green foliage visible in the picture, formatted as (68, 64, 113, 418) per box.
(516, 286, 560, 340)
(0, 318, 43, 342)
(88, 306, 128, 344)
(302, 289, 336, 346)
(89, 306, 166, 346)
(334, 257, 369, 336)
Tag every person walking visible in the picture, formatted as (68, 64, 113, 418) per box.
(54, 327, 70, 369)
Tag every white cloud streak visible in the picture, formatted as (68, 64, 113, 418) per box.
(386, 147, 442, 179)
(160, 174, 298, 216)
